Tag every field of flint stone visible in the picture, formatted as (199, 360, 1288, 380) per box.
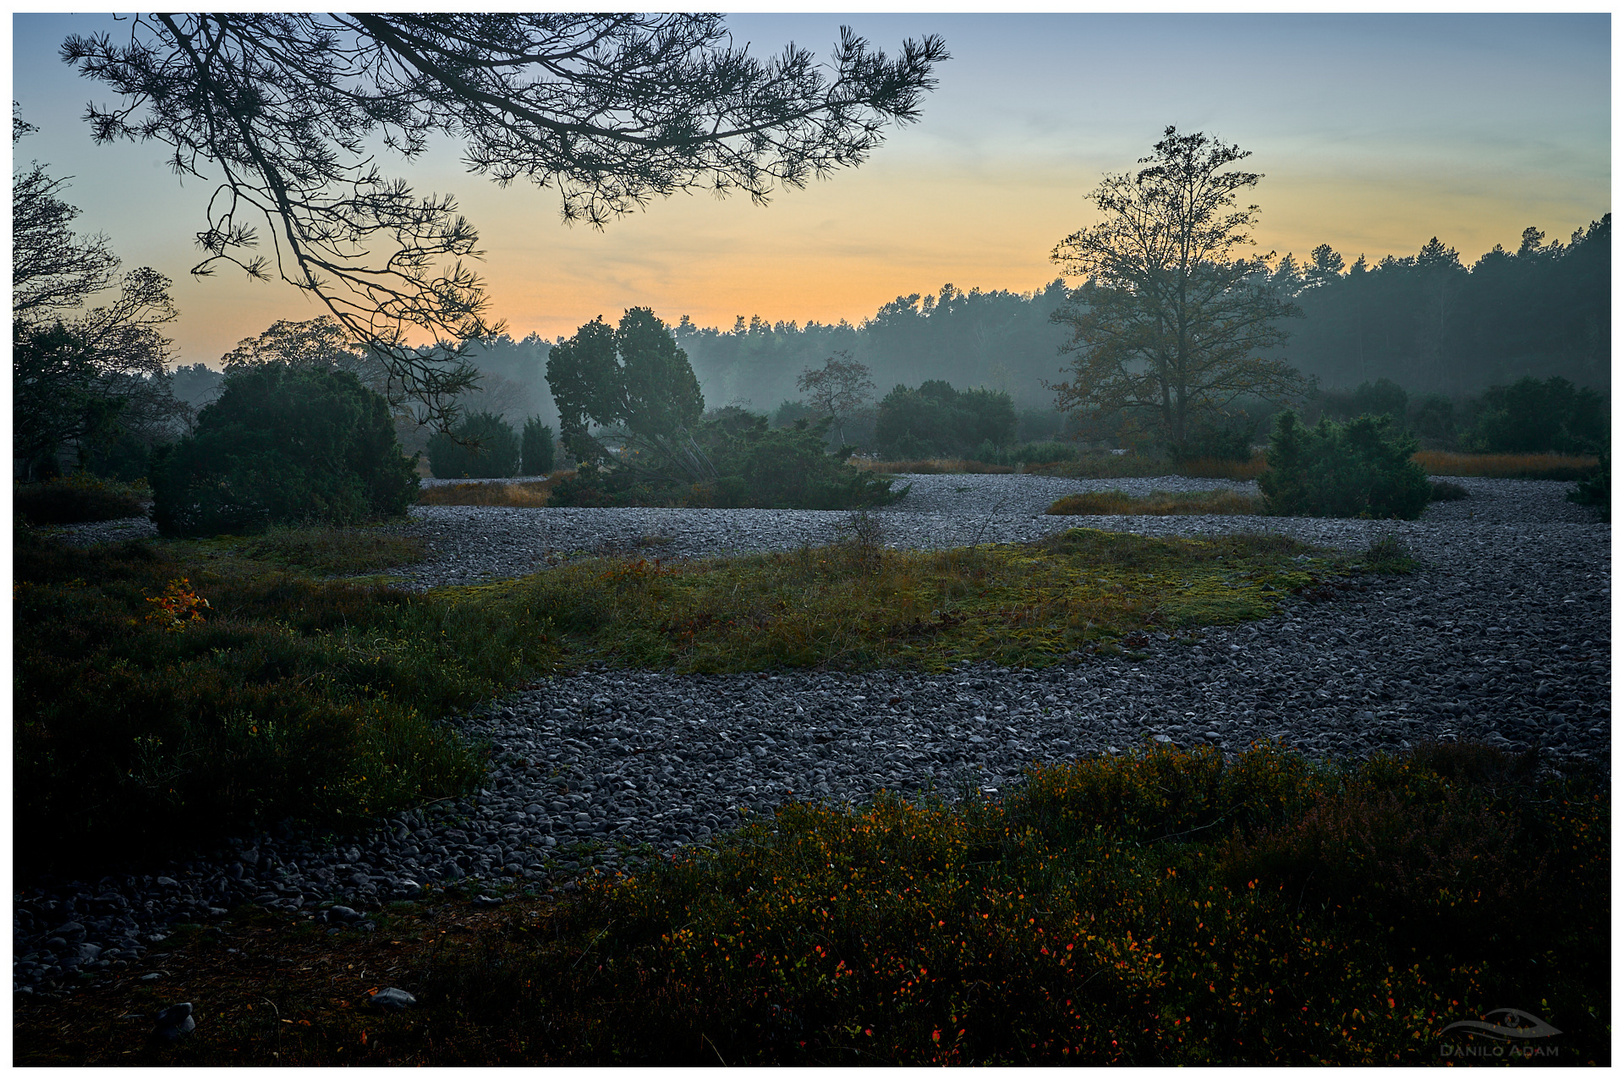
(15, 473, 1609, 997)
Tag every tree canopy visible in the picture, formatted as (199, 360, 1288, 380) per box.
(13, 110, 182, 479)
(221, 316, 394, 399)
(547, 308, 707, 481)
(61, 14, 948, 428)
(797, 351, 876, 445)
(1049, 127, 1308, 451)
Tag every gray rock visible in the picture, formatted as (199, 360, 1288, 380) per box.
(152, 1002, 194, 1042)
(368, 987, 416, 1011)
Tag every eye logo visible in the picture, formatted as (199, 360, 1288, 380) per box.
(1440, 1008, 1562, 1042)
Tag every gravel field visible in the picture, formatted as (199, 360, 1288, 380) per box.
(17, 474, 1610, 995)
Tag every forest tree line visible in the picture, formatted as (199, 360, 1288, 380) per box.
(442, 213, 1610, 439)
(117, 212, 1613, 474)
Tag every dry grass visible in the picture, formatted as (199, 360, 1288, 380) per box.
(1412, 450, 1600, 480)
(416, 473, 574, 507)
(853, 453, 1268, 480)
(1175, 453, 1269, 480)
(1047, 489, 1262, 517)
(1028, 452, 1266, 481)
(852, 458, 1016, 475)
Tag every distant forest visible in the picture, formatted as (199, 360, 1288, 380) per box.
(1273, 216, 1610, 397)
(450, 215, 1608, 439)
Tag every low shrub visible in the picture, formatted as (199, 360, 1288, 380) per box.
(549, 417, 901, 510)
(12, 526, 540, 872)
(15, 473, 148, 524)
(428, 411, 522, 479)
(1259, 412, 1430, 520)
(150, 364, 419, 537)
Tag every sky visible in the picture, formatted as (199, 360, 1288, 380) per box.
(10, 12, 1613, 369)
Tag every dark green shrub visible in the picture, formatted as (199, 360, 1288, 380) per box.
(521, 416, 556, 475)
(703, 416, 899, 509)
(773, 399, 816, 428)
(15, 473, 148, 524)
(1472, 376, 1607, 454)
(1319, 379, 1408, 426)
(1568, 450, 1609, 519)
(1259, 411, 1431, 520)
(81, 427, 159, 484)
(548, 415, 901, 510)
(875, 380, 1017, 459)
(150, 364, 419, 537)
(1407, 392, 1456, 448)
(1172, 416, 1256, 462)
(1351, 377, 1408, 421)
(428, 410, 521, 478)
(971, 439, 1080, 466)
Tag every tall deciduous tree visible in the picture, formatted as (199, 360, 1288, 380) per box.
(796, 351, 876, 446)
(61, 14, 948, 428)
(1049, 127, 1308, 450)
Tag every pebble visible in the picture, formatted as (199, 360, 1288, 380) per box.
(15, 475, 1609, 998)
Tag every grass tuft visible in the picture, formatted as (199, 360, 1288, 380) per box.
(1047, 489, 1261, 516)
(241, 523, 429, 575)
(1358, 534, 1418, 574)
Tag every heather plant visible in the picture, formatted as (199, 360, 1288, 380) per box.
(15, 472, 148, 524)
(406, 740, 1607, 1066)
(1259, 411, 1430, 520)
(13, 527, 513, 871)
(150, 363, 419, 536)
